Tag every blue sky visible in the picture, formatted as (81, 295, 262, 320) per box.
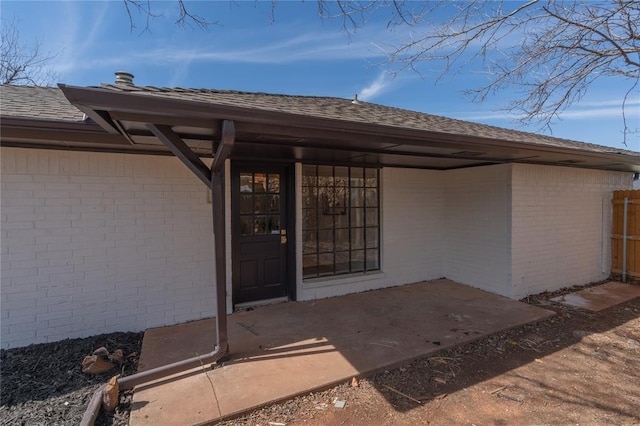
(2, 1, 639, 151)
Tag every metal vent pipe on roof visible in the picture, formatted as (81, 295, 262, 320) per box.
(115, 71, 134, 85)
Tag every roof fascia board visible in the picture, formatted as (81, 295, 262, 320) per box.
(1, 117, 131, 145)
(59, 84, 639, 166)
(1, 116, 106, 132)
(0, 141, 172, 156)
(238, 122, 640, 167)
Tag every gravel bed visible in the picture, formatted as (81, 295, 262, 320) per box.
(1, 332, 142, 426)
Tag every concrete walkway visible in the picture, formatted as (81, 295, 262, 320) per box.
(130, 279, 554, 425)
(551, 281, 640, 311)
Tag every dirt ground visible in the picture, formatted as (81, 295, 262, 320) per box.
(219, 289, 640, 426)
(1, 284, 639, 425)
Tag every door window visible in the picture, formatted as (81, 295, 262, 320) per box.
(239, 172, 281, 236)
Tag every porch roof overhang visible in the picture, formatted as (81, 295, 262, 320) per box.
(4, 83, 639, 173)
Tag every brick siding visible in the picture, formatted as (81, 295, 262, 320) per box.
(1, 148, 216, 349)
(1, 148, 633, 348)
(510, 164, 632, 298)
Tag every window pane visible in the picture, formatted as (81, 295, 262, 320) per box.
(351, 250, 365, 272)
(335, 167, 348, 187)
(318, 209, 334, 229)
(351, 208, 364, 227)
(254, 216, 267, 234)
(254, 194, 268, 214)
(240, 216, 253, 236)
(269, 194, 280, 213)
(350, 167, 364, 187)
(240, 173, 253, 193)
(318, 166, 334, 186)
(302, 165, 317, 186)
(303, 208, 317, 230)
(335, 251, 350, 274)
(318, 253, 334, 276)
(366, 227, 378, 249)
(268, 215, 280, 233)
(335, 208, 350, 228)
(318, 230, 333, 253)
(365, 188, 377, 207)
(335, 228, 349, 251)
(303, 255, 318, 278)
(351, 228, 365, 250)
(366, 249, 379, 270)
(303, 186, 317, 209)
(268, 174, 280, 193)
(366, 208, 378, 226)
(350, 188, 363, 207)
(319, 186, 334, 214)
(303, 230, 317, 254)
(240, 194, 252, 214)
(334, 187, 347, 214)
(365, 168, 377, 187)
(254, 173, 267, 193)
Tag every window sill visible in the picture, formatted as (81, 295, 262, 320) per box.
(303, 270, 385, 289)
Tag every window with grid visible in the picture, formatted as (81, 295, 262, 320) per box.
(302, 165, 380, 278)
(238, 172, 281, 236)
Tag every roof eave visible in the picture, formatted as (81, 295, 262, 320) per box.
(56, 84, 640, 172)
(0, 115, 131, 146)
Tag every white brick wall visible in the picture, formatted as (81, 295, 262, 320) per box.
(510, 164, 632, 298)
(2, 148, 632, 348)
(381, 168, 445, 285)
(443, 164, 513, 296)
(1, 148, 216, 349)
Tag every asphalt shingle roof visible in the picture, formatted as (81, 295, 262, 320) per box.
(1, 83, 638, 158)
(99, 83, 639, 157)
(1, 85, 85, 122)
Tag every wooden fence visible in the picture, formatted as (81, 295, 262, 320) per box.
(612, 190, 640, 280)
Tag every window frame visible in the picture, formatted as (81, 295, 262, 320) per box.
(302, 164, 381, 279)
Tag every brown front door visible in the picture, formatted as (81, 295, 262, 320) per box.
(232, 166, 289, 304)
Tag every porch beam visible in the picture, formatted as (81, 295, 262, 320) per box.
(212, 120, 235, 174)
(210, 170, 228, 348)
(210, 120, 235, 347)
(147, 124, 212, 187)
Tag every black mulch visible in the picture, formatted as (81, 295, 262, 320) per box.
(0, 331, 143, 426)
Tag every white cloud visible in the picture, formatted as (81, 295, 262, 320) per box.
(137, 31, 386, 65)
(458, 104, 640, 122)
(575, 99, 640, 107)
(49, 1, 110, 75)
(359, 72, 392, 101)
(560, 105, 640, 120)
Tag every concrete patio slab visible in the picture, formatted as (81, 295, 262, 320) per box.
(130, 279, 554, 426)
(550, 281, 640, 312)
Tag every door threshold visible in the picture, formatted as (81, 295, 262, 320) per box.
(235, 296, 289, 310)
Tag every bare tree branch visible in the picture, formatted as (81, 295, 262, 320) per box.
(121, 1, 639, 145)
(122, 0, 216, 33)
(336, 0, 640, 146)
(621, 77, 640, 140)
(0, 18, 58, 86)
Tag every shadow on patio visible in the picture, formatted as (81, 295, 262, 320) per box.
(128, 278, 560, 425)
